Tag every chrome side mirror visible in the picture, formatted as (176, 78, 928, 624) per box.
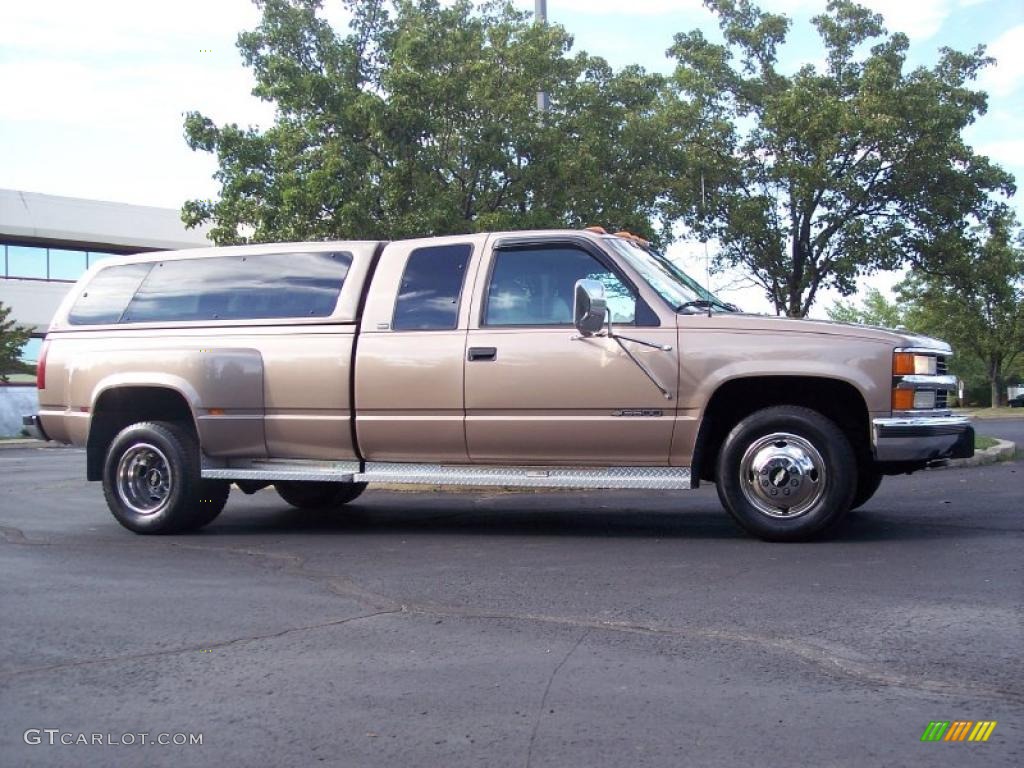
(573, 279, 607, 336)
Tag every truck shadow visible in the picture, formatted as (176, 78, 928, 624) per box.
(199, 491, 1011, 542)
(210, 490, 742, 539)
(830, 510, 1019, 542)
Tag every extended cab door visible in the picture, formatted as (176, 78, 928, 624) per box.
(464, 236, 679, 465)
(355, 235, 487, 462)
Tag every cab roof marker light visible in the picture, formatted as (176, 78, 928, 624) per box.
(612, 231, 651, 246)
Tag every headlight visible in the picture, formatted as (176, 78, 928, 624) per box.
(912, 390, 936, 410)
(891, 348, 953, 413)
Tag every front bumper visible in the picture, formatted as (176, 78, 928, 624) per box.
(22, 415, 49, 442)
(872, 416, 974, 463)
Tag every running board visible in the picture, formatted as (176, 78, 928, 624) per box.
(202, 459, 693, 490)
(201, 458, 360, 483)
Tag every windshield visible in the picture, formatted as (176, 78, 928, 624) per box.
(603, 237, 736, 312)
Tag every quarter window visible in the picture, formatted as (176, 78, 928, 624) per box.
(484, 246, 636, 326)
(392, 244, 472, 331)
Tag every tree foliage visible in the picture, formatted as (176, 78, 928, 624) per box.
(186, 0, 1016, 326)
(667, 0, 1014, 316)
(827, 212, 1024, 406)
(0, 302, 33, 383)
(899, 211, 1024, 407)
(826, 286, 905, 328)
(183, 0, 684, 247)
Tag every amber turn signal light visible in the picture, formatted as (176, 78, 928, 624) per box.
(892, 388, 916, 411)
(893, 352, 916, 375)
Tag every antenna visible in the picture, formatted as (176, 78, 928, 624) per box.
(536, 1, 549, 112)
(701, 170, 712, 318)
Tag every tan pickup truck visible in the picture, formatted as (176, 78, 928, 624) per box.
(24, 229, 973, 541)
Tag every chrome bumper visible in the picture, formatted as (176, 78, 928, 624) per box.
(22, 415, 49, 442)
(872, 416, 973, 463)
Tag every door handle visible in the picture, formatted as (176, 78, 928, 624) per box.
(467, 346, 497, 362)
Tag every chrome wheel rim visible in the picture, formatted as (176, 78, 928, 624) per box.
(116, 443, 173, 516)
(739, 432, 826, 519)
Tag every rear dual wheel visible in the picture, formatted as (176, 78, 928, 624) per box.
(102, 421, 229, 534)
(275, 481, 367, 510)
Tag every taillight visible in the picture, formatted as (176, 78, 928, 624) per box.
(36, 340, 50, 391)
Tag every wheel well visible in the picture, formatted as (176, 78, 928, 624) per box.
(86, 387, 195, 481)
(692, 376, 871, 483)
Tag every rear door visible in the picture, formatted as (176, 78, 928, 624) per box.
(355, 235, 487, 462)
(464, 237, 679, 465)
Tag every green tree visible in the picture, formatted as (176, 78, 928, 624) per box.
(899, 211, 1024, 407)
(183, 0, 682, 247)
(666, 0, 1014, 317)
(0, 302, 33, 383)
(826, 287, 906, 329)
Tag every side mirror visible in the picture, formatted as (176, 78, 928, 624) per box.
(573, 278, 607, 336)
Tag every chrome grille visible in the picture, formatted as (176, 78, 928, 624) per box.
(936, 356, 948, 375)
(935, 390, 948, 409)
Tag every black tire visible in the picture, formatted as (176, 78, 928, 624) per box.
(102, 421, 229, 534)
(275, 481, 368, 510)
(715, 406, 857, 542)
(851, 467, 884, 510)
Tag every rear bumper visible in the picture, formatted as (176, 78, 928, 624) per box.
(22, 415, 49, 442)
(872, 416, 974, 463)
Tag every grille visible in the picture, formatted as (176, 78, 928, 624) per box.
(936, 356, 948, 375)
(936, 390, 948, 409)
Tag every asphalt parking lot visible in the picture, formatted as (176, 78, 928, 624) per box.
(1, 445, 1020, 767)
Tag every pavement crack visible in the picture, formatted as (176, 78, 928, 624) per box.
(166, 541, 402, 611)
(0, 523, 49, 545)
(400, 607, 1023, 705)
(525, 629, 589, 768)
(0, 610, 400, 679)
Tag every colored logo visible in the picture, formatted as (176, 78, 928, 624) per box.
(921, 721, 997, 742)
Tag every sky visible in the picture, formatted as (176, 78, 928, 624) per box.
(2, 0, 1022, 316)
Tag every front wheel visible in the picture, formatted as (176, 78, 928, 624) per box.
(715, 406, 856, 542)
(852, 467, 884, 510)
(102, 421, 229, 534)
(275, 481, 367, 510)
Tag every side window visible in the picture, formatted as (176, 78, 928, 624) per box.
(392, 244, 472, 331)
(121, 252, 351, 323)
(68, 263, 153, 325)
(484, 246, 636, 326)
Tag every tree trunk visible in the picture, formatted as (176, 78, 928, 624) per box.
(787, 224, 811, 318)
(989, 357, 1003, 408)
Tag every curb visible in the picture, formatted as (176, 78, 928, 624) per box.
(946, 439, 1016, 469)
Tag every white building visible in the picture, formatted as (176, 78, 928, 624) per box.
(0, 188, 210, 434)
